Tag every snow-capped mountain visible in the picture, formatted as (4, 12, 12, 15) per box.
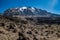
(3, 7, 60, 17)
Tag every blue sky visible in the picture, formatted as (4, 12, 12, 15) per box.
(0, 0, 60, 14)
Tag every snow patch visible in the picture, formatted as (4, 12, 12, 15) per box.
(31, 7, 35, 10)
(30, 7, 35, 12)
(22, 7, 27, 9)
(19, 7, 27, 12)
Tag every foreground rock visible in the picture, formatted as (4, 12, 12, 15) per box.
(0, 15, 60, 40)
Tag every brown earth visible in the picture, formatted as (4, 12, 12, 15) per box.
(0, 15, 60, 40)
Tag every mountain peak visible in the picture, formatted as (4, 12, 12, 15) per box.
(3, 6, 60, 17)
(20, 7, 28, 9)
(19, 6, 35, 12)
(19, 7, 27, 11)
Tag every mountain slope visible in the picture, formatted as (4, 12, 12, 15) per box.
(2, 7, 60, 24)
(3, 7, 60, 17)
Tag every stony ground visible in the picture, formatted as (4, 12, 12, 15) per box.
(0, 16, 60, 40)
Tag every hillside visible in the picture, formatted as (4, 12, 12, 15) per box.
(0, 7, 60, 40)
(0, 15, 60, 40)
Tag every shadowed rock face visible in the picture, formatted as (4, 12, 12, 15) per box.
(0, 15, 60, 40)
